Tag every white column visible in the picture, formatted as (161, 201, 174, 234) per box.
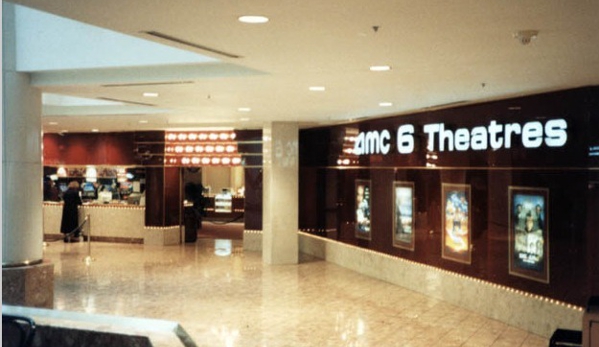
(2, 2, 44, 266)
(262, 122, 299, 264)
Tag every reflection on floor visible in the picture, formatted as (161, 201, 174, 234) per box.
(44, 239, 549, 347)
(198, 221, 244, 240)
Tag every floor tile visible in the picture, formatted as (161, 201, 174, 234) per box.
(43, 239, 549, 346)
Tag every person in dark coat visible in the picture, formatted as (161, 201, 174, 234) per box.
(60, 181, 82, 242)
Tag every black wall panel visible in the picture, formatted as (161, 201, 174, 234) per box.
(299, 86, 599, 307)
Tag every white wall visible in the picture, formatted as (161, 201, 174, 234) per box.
(202, 166, 244, 195)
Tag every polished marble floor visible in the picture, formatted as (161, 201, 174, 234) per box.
(43, 239, 549, 347)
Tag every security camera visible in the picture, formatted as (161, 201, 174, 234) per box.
(513, 30, 539, 45)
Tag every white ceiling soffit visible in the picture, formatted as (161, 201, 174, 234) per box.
(42, 93, 124, 106)
(30, 63, 266, 87)
(14, 4, 218, 72)
(42, 105, 171, 117)
(41, 93, 171, 117)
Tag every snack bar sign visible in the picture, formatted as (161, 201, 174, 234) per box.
(353, 119, 568, 156)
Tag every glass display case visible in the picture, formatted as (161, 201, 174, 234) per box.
(214, 193, 232, 213)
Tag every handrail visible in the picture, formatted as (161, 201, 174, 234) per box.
(46, 214, 90, 243)
(206, 213, 244, 225)
(44, 214, 94, 263)
(84, 215, 93, 264)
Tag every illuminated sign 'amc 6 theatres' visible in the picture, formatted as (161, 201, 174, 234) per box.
(353, 118, 568, 156)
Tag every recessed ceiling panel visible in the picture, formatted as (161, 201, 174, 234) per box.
(15, 4, 218, 72)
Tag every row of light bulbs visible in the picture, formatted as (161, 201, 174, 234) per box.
(339, 131, 359, 166)
(337, 158, 359, 166)
(166, 156, 242, 166)
(165, 144, 237, 154)
(165, 131, 237, 142)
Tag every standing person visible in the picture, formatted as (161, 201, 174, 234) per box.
(60, 181, 82, 242)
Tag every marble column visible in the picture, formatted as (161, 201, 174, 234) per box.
(2, 2, 54, 308)
(262, 122, 299, 264)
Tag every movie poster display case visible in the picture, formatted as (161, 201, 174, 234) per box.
(508, 186, 550, 283)
(298, 86, 599, 308)
(355, 180, 372, 240)
(392, 181, 415, 251)
(441, 183, 471, 264)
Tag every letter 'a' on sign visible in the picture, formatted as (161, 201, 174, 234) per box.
(354, 132, 365, 155)
(471, 126, 488, 150)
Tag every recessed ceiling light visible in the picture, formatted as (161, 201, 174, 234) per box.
(309, 86, 326, 91)
(48, 122, 58, 125)
(370, 65, 392, 72)
(238, 15, 269, 24)
(143, 92, 159, 97)
(138, 120, 149, 124)
(240, 117, 250, 122)
(379, 102, 393, 107)
(91, 128, 99, 132)
(238, 107, 251, 112)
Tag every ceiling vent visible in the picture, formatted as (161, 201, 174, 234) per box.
(142, 31, 242, 59)
(425, 100, 469, 110)
(102, 81, 194, 88)
(97, 97, 155, 107)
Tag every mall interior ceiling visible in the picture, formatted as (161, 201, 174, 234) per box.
(7, 0, 599, 133)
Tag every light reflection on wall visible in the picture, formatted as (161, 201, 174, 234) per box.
(426, 151, 438, 168)
(337, 127, 359, 166)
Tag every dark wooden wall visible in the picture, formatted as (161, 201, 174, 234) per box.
(299, 86, 599, 307)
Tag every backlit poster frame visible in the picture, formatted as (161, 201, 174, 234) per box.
(392, 181, 415, 251)
(441, 183, 471, 264)
(355, 179, 372, 240)
(508, 186, 550, 283)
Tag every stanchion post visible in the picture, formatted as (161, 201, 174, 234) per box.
(83, 214, 94, 264)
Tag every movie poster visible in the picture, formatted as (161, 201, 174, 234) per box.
(509, 187, 549, 283)
(393, 182, 415, 251)
(355, 180, 372, 240)
(442, 183, 471, 264)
